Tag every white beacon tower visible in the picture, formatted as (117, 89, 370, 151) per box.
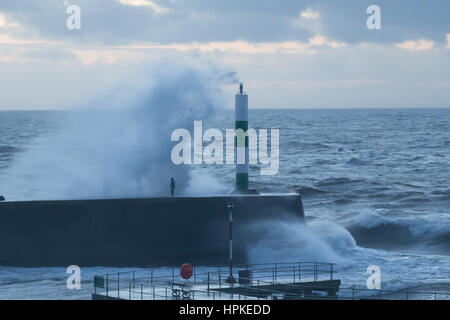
(235, 83, 249, 191)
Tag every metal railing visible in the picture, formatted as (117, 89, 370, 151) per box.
(93, 261, 335, 299)
(92, 261, 449, 300)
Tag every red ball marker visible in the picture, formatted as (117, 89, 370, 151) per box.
(180, 263, 193, 280)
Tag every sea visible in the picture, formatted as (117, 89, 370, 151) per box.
(0, 108, 449, 299)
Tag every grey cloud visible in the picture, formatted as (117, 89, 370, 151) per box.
(2, 0, 447, 46)
(314, 0, 450, 44)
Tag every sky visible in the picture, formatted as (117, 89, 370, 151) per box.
(0, 0, 449, 109)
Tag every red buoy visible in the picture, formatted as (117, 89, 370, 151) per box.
(180, 263, 193, 280)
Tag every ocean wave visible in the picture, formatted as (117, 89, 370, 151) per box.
(347, 157, 368, 165)
(345, 211, 450, 255)
(297, 142, 332, 150)
(314, 159, 337, 165)
(368, 190, 429, 203)
(315, 177, 364, 187)
(296, 186, 329, 196)
(334, 198, 354, 205)
(246, 219, 356, 266)
(0, 145, 21, 154)
(431, 189, 450, 200)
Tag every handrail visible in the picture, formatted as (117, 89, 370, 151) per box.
(92, 261, 450, 300)
(95, 276, 450, 301)
(96, 261, 336, 279)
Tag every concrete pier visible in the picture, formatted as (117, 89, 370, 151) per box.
(0, 194, 305, 267)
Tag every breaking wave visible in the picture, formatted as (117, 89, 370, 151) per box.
(246, 219, 356, 266)
(1, 63, 236, 200)
(345, 211, 450, 255)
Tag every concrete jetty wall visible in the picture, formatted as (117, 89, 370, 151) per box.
(0, 195, 305, 267)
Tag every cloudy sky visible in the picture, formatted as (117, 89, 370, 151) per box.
(0, 0, 449, 109)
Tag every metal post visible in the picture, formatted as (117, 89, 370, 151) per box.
(165, 287, 168, 300)
(151, 268, 153, 286)
(219, 266, 221, 288)
(117, 273, 120, 299)
(129, 282, 131, 300)
(272, 268, 275, 284)
(141, 283, 143, 300)
(207, 272, 210, 294)
(172, 267, 175, 282)
(226, 203, 236, 284)
(257, 281, 260, 300)
(133, 271, 135, 288)
(194, 266, 196, 284)
(330, 264, 333, 280)
(314, 263, 317, 281)
(293, 266, 296, 283)
(106, 274, 109, 297)
(153, 286, 155, 300)
(275, 263, 278, 281)
(298, 263, 301, 281)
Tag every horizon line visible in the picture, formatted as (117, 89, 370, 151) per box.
(1, 106, 450, 112)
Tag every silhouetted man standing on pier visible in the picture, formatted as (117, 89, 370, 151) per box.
(170, 177, 176, 196)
